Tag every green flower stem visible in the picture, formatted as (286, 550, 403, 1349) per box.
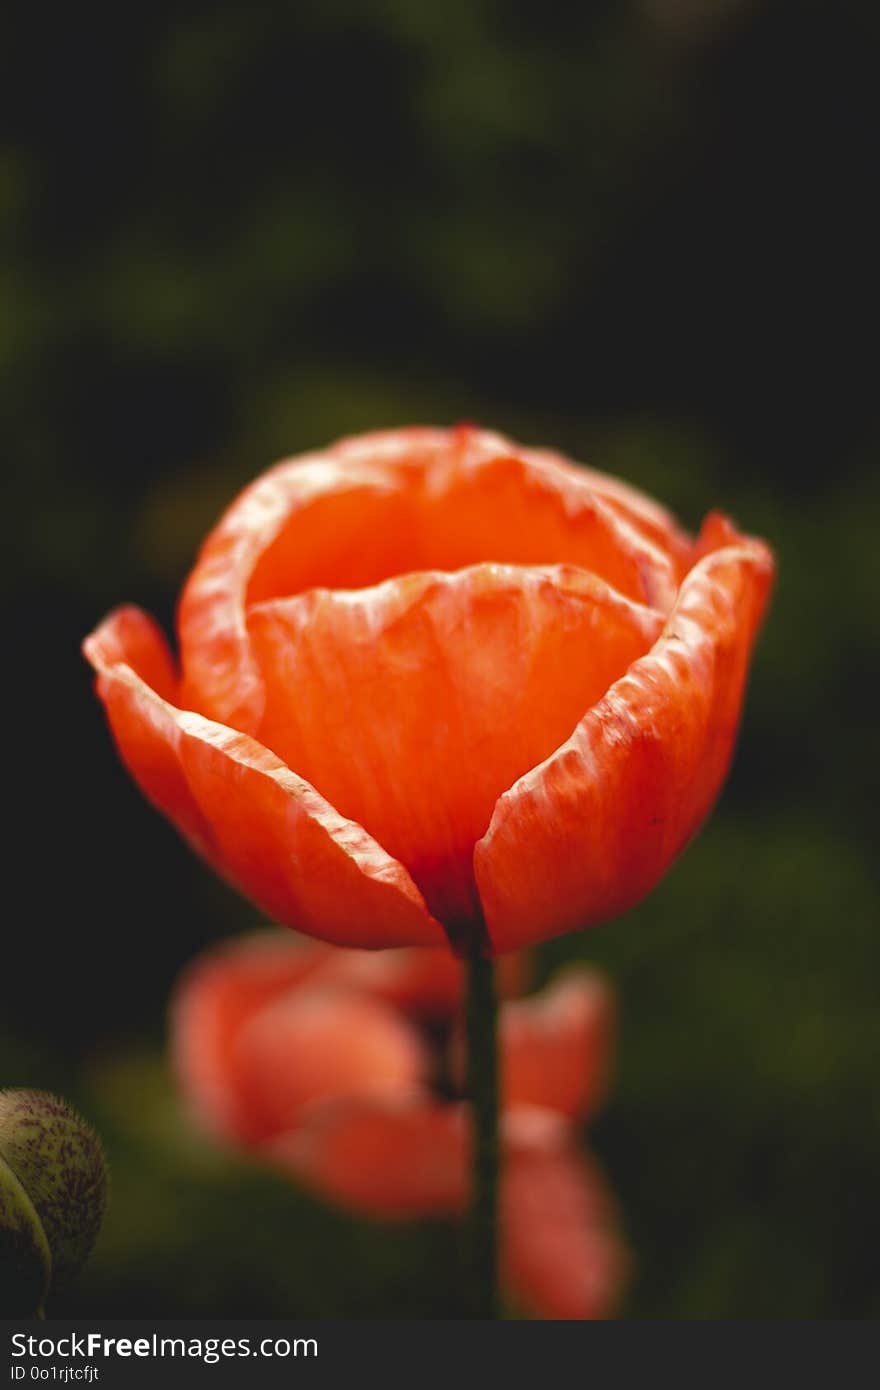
(465, 946, 500, 1319)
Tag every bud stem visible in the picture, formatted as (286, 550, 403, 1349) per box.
(465, 946, 500, 1319)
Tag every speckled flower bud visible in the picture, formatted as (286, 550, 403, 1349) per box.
(0, 1090, 108, 1316)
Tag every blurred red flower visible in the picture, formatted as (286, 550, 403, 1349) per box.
(85, 426, 773, 954)
(171, 931, 626, 1320)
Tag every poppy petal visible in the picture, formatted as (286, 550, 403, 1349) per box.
(500, 969, 614, 1120)
(336, 428, 681, 610)
(517, 439, 692, 575)
(247, 564, 663, 935)
(84, 603, 179, 703)
(502, 1113, 627, 1320)
(315, 945, 530, 1021)
(268, 1093, 468, 1218)
(178, 456, 411, 729)
(83, 606, 220, 865)
(171, 932, 334, 1143)
(178, 427, 680, 734)
(233, 988, 428, 1141)
(83, 608, 445, 950)
(474, 531, 774, 952)
(272, 1093, 626, 1316)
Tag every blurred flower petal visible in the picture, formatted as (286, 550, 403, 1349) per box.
(269, 1093, 469, 1219)
(172, 932, 334, 1143)
(501, 969, 614, 1120)
(234, 988, 428, 1140)
(502, 1111, 627, 1320)
(315, 944, 529, 1021)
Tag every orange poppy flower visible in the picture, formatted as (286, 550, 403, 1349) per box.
(170, 931, 625, 1320)
(84, 427, 773, 954)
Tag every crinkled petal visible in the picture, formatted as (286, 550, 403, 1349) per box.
(85, 603, 179, 703)
(178, 456, 410, 729)
(474, 528, 774, 952)
(83, 606, 220, 865)
(178, 426, 680, 733)
(247, 564, 662, 937)
(516, 439, 692, 575)
(83, 608, 444, 951)
(335, 427, 681, 610)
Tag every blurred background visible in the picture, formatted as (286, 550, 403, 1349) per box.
(2, 0, 878, 1317)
